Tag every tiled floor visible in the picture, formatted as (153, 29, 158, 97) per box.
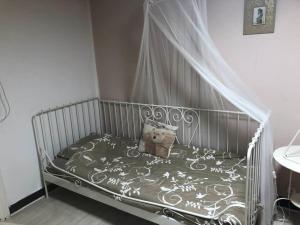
(7, 188, 154, 225)
(0, 223, 23, 225)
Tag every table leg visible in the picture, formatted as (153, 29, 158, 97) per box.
(288, 170, 293, 200)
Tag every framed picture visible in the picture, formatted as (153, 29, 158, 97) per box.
(243, 0, 276, 35)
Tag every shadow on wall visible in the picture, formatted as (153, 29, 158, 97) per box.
(90, 0, 144, 101)
(275, 164, 300, 197)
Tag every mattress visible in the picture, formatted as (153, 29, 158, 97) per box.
(48, 134, 247, 225)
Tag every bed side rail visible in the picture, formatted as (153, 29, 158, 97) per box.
(99, 100, 258, 155)
(32, 98, 259, 168)
(245, 124, 264, 225)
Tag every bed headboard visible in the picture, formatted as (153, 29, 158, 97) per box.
(32, 98, 259, 162)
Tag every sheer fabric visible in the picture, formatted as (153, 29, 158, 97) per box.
(131, 0, 275, 224)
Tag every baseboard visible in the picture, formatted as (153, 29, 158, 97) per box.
(9, 184, 57, 214)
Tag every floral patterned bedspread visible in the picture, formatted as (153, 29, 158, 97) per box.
(56, 134, 247, 225)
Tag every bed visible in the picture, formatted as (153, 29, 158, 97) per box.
(32, 98, 263, 225)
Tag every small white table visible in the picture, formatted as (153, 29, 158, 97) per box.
(273, 129, 300, 208)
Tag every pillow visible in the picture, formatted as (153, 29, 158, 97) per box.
(138, 119, 178, 158)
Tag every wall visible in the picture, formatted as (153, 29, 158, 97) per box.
(90, 0, 143, 101)
(0, 0, 98, 205)
(207, 0, 300, 194)
(207, 0, 300, 149)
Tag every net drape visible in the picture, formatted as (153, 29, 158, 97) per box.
(131, 0, 275, 224)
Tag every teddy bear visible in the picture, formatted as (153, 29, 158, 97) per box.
(143, 127, 175, 158)
(142, 130, 156, 155)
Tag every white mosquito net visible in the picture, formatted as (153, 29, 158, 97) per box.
(131, 0, 275, 224)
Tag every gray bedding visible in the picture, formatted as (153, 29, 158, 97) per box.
(49, 134, 247, 225)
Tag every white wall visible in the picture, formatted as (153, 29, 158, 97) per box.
(0, 0, 98, 205)
(207, 0, 300, 194)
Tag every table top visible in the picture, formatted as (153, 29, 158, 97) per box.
(273, 146, 300, 173)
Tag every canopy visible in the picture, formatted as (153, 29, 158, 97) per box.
(131, 0, 275, 224)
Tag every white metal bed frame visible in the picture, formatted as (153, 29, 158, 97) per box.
(32, 98, 263, 225)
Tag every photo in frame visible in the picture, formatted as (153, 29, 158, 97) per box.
(243, 0, 276, 35)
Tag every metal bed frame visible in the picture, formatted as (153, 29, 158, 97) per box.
(32, 98, 263, 225)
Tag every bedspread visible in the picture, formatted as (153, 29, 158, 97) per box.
(53, 134, 247, 225)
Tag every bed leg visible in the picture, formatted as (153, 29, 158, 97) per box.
(43, 179, 49, 199)
(44, 186, 49, 199)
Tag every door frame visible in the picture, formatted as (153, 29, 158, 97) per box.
(0, 169, 9, 221)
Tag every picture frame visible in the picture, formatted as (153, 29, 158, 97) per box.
(243, 0, 277, 35)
